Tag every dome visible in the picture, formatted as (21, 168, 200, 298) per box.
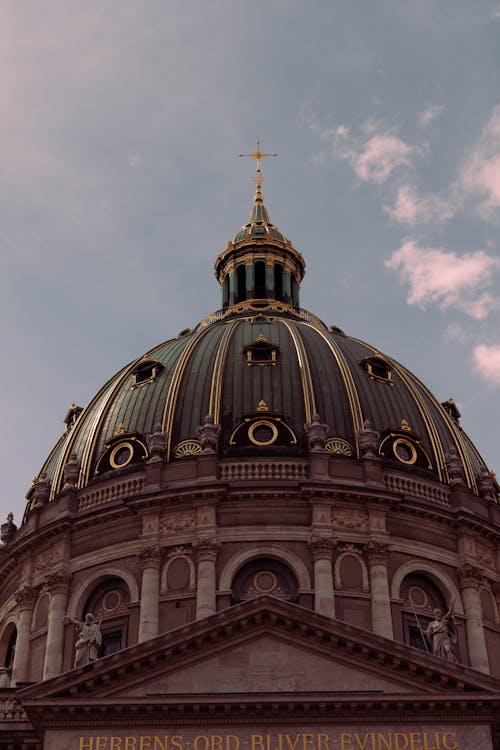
(26, 306, 492, 509)
(25, 148, 496, 510)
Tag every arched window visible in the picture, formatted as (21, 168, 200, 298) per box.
(222, 274, 230, 308)
(82, 577, 131, 658)
(0, 624, 17, 670)
(254, 261, 266, 299)
(400, 573, 449, 653)
(291, 274, 298, 306)
(231, 557, 299, 604)
(274, 263, 283, 301)
(236, 265, 246, 303)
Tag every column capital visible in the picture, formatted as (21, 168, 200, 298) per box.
(45, 571, 71, 595)
(14, 585, 38, 611)
(364, 540, 390, 565)
(139, 545, 163, 571)
(308, 536, 335, 561)
(457, 562, 483, 589)
(194, 537, 221, 562)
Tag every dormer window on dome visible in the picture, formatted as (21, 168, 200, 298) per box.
(94, 425, 148, 475)
(131, 358, 163, 388)
(379, 420, 432, 470)
(360, 353, 393, 384)
(244, 335, 279, 366)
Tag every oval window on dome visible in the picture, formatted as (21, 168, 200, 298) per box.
(248, 420, 278, 446)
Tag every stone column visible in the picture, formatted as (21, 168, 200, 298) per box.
(43, 572, 71, 680)
(458, 563, 490, 673)
(12, 586, 38, 686)
(365, 541, 394, 640)
(195, 538, 220, 619)
(309, 537, 335, 618)
(138, 546, 162, 643)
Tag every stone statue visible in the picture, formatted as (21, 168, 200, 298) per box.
(477, 465, 496, 502)
(1, 513, 17, 545)
(357, 419, 379, 459)
(33, 473, 51, 506)
(304, 413, 328, 453)
(424, 600, 457, 662)
(196, 414, 221, 454)
(146, 423, 168, 463)
(63, 453, 81, 489)
(64, 613, 102, 667)
(445, 446, 464, 486)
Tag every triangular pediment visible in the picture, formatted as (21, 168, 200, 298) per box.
(21, 596, 499, 708)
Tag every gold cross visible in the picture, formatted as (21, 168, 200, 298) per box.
(239, 139, 278, 204)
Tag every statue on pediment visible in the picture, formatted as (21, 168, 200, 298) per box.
(425, 600, 457, 662)
(64, 613, 102, 667)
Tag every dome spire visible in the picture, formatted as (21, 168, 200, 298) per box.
(239, 139, 277, 206)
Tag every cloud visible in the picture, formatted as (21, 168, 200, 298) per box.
(491, 5, 500, 19)
(385, 240, 500, 319)
(384, 184, 456, 225)
(473, 344, 500, 387)
(419, 104, 444, 129)
(459, 103, 500, 217)
(332, 125, 414, 184)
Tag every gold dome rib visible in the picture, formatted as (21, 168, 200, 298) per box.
(280, 320, 316, 423)
(209, 320, 239, 424)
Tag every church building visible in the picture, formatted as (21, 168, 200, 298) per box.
(1, 147, 500, 750)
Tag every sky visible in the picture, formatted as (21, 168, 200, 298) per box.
(1, 1, 500, 525)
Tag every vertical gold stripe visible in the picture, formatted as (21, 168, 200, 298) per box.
(304, 324, 364, 456)
(162, 326, 216, 461)
(350, 337, 476, 488)
(52, 362, 140, 496)
(399, 365, 478, 492)
(209, 320, 239, 423)
(280, 320, 315, 422)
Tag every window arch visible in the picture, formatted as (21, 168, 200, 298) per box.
(0, 622, 17, 670)
(222, 274, 230, 308)
(254, 261, 266, 299)
(82, 577, 131, 658)
(274, 263, 283, 301)
(236, 265, 246, 303)
(231, 557, 299, 604)
(399, 573, 449, 653)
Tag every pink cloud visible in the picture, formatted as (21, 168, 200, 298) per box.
(459, 104, 500, 217)
(333, 126, 413, 184)
(385, 240, 500, 319)
(384, 185, 456, 225)
(473, 344, 500, 387)
(419, 104, 444, 129)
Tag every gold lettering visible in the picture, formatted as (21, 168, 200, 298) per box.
(376, 735, 393, 750)
(317, 734, 331, 750)
(422, 733, 439, 750)
(125, 739, 137, 750)
(251, 736, 265, 750)
(394, 736, 408, 750)
(80, 739, 94, 750)
(154, 740, 168, 750)
(226, 736, 240, 750)
(340, 735, 354, 750)
(195, 738, 210, 750)
(140, 739, 153, 750)
(110, 739, 122, 750)
(442, 734, 458, 750)
(212, 737, 223, 750)
(95, 739, 108, 750)
(409, 733, 423, 750)
(285, 735, 300, 750)
(301, 734, 314, 750)
(353, 733, 370, 750)
(171, 736, 183, 750)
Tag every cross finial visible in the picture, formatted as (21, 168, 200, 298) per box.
(239, 139, 278, 205)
